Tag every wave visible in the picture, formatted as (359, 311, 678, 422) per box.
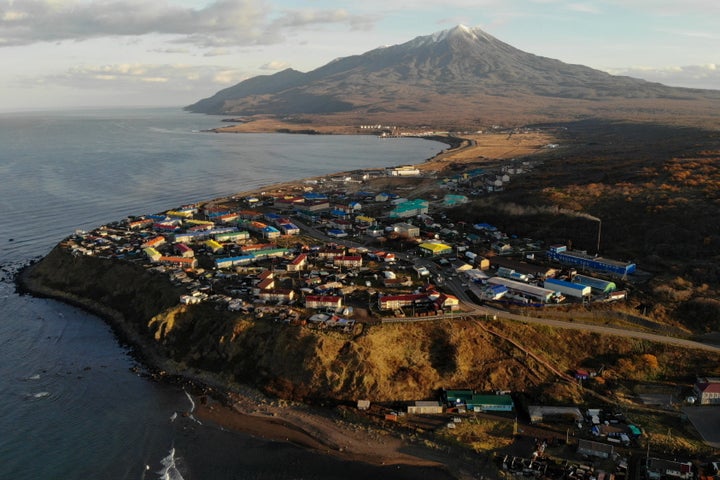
(183, 390, 195, 413)
(26, 391, 50, 399)
(183, 390, 202, 425)
(156, 447, 185, 480)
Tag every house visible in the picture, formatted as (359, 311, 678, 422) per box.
(577, 439, 614, 459)
(214, 231, 250, 243)
(392, 222, 420, 239)
(241, 243, 277, 254)
(317, 247, 345, 259)
(694, 377, 720, 405)
(367, 225, 384, 237)
(305, 295, 342, 310)
(253, 276, 275, 294)
(143, 247, 162, 262)
(418, 242, 452, 257)
(433, 293, 460, 311)
(158, 256, 197, 269)
(333, 255, 362, 268)
(327, 229, 348, 238)
(262, 226, 281, 239)
(128, 218, 153, 230)
(204, 239, 224, 253)
(286, 254, 308, 272)
(215, 255, 254, 269)
(389, 199, 429, 218)
(174, 243, 194, 258)
(278, 222, 300, 235)
(407, 401, 444, 414)
(646, 458, 693, 479)
(258, 288, 295, 303)
(528, 406, 583, 424)
(443, 194, 468, 206)
(141, 236, 166, 249)
(377, 293, 428, 311)
(388, 165, 420, 176)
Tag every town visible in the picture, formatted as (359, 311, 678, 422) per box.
(60, 157, 719, 480)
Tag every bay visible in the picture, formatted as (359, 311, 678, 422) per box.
(0, 107, 445, 480)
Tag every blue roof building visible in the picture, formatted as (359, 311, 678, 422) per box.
(544, 277, 592, 299)
(547, 245, 636, 276)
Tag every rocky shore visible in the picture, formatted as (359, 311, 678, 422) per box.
(17, 247, 493, 480)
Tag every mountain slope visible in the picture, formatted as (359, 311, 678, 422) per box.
(186, 25, 720, 127)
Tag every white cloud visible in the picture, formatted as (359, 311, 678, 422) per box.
(603, 0, 720, 15)
(203, 48, 231, 57)
(607, 64, 720, 90)
(36, 63, 247, 91)
(567, 3, 601, 14)
(0, 0, 377, 49)
(260, 60, 290, 70)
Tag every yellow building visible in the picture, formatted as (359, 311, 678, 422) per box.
(418, 242, 452, 256)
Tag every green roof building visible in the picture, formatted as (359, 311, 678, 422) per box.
(389, 199, 429, 218)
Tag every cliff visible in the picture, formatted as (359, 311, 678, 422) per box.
(19, 246, 557, 402)
(19, 246, 720, 406)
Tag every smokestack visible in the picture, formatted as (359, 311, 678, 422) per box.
(596, 219, 602, 255)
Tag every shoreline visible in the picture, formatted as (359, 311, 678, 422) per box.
(14, 128, 558, 478)
(14, 129, 496, 478)
(15, 262, 486, 479)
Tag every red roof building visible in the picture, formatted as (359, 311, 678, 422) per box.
(694, 377, 720, 405)
(305, 295, 342, 310)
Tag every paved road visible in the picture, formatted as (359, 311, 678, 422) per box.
(291, 218, 720, 353)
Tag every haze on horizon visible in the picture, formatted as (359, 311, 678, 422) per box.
(1, 0, 718, 113)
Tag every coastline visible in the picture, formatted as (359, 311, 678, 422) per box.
(13, 130, 499, 478)
(14, 128, 556, 479)
(16, 256, 487, 480)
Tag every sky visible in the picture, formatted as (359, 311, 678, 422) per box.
(1, 0, 719, 112)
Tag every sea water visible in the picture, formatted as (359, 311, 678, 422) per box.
(0, 107, 445, 480)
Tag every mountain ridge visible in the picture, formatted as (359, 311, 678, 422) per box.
(186, 25, 720, 128)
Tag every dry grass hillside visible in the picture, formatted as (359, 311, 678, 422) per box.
(147, 302, 720, 405)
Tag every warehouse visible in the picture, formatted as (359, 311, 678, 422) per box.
(547, 245, 636, 276)
(467, 394, 514, 412)
(544, 277, 591, 299)
(487, 277, 556, 303)
(572, 274, 617, 294)
(407, 401, 444, 414)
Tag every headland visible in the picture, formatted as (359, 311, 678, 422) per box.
(18, 120, 720, 479)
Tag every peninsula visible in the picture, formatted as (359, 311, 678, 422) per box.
(19, 24, 720, 480)
(19, 122, 720, 479)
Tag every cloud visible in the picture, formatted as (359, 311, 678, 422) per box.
(567, 3, 602, 14)
(0, 0, 377, 48)
(151, 47, 192, 54)
(260, 60, 290, 71)
(34, 63, 248, 91)
(603, 0, 720, 15)
(607, 64, 720, 90)
(203, 48, 231, 57)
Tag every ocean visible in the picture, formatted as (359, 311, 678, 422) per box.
(0, 108, 446, 480)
